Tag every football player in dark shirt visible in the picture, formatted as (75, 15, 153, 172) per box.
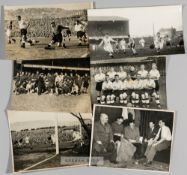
(45, 21, 70, 49)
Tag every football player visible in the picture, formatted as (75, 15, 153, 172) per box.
(119, 38, 127, 54)
(107, 67, 117, 82)
(149, 63, 161, 108)
(117, 66, 127, 81)
(45, 21, 70, 49)
(137, 64, 148, 79)
(132, 74, 144, 107)
(99, 33, 117, 57)
(17, 15, 29, 48)
(127, 34, 137, 55)
(139, 37, 145, 48)
(101, 74, 113, 104)
(94, 68, 105, 103)
(74, 20, 87, 46)
(143, 73, 156, 108)
(111, 74, 123, 104)
(154, 32, 164, 53)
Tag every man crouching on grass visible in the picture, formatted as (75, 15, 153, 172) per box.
(45, 21, 70, 49)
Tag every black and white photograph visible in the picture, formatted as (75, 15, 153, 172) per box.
(88, 5, 185, 62)
(57, 112, 92, 168)
(8, 110, 92, 172)
(8, 111, 57, 172)
(91, 57, 166, 109)
(90, 105, 175, 172)
(4, 2, 93, 60)
(9, 57, 91, 113)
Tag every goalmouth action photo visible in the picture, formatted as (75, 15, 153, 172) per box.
(7, 110, 92, 172)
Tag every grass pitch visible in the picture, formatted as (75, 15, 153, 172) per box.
(6, 37, 89, 60)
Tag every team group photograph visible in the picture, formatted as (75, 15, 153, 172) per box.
(91, 57, 167, 109)
(4, 2, 93, 60)
(9, 58, 91, 113)
(88, 5, 185, 62)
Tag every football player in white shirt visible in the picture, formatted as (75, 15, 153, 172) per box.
(117, 66, 127, 81)
(111, 74, 123, 104)
(149, 63, 161, 108)
(131, 74, 144, 107)
(120, 76, 129, 105)
(55, 72, 64, 95)
(6, 21, 16, 44)
(142, 73, 156, 108)
(74, 20, 86, 46)
(137, 64, 148, 79)
(101, 74, 113, 104)
(107, 67, 117, 82)
(125, 74, 134, 91)
(94, 68, 106, 103)
(17, 15, 29, 48)
(119, 38, 127, 54)
(124, 74, 134, 105)
(139, 37, 146, 48)
(154, 32, 164, 53)
(25, 135, 30, 145)
(99, 33, 117, 57)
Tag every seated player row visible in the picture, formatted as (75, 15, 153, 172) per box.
(94, 63, 161, 108)
(14, 71, 90, 96)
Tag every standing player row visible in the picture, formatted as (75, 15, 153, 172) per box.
(94, 63, 161, 108)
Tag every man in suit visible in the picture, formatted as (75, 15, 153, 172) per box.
(142, 121, 159, 155)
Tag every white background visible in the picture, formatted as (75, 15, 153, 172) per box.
(0, 0, 187, 175)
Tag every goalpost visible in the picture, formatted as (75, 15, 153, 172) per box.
(21, 113, 83, 172)
(22, 115, 59, 172)
(55, 114, 59, 155)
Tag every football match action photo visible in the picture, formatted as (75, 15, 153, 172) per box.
(8, 110, 92, 172)
(88, 5, 185, 62)
(4, 2, 94, 60)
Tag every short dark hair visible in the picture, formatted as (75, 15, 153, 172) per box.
(128, 112, 133, 118)
(159, 119, 166, 124)
(116, 116, 123, 121)
(149, 121, 155, 124)
(129, 120, 135, 124)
